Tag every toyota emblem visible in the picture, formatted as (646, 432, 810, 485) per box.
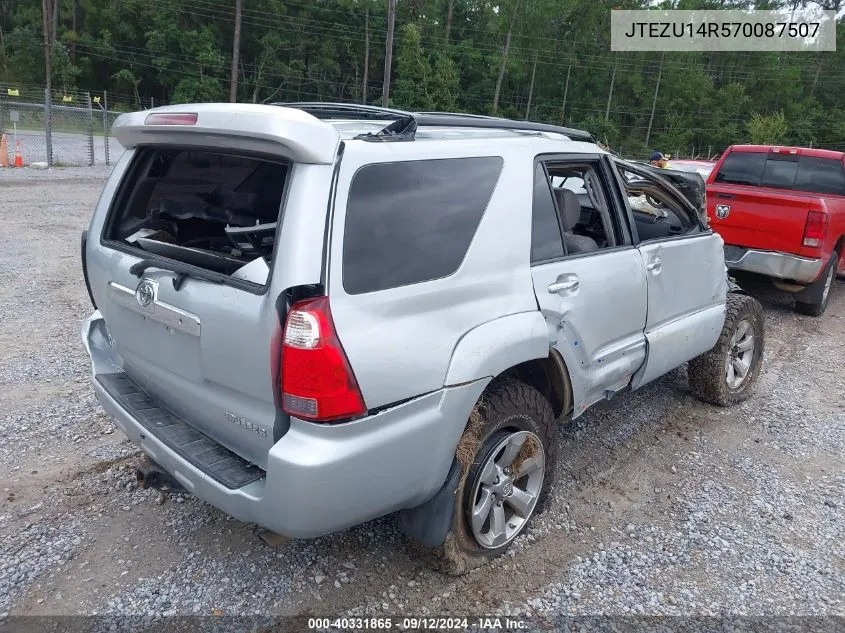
(135, 280, 155, 307)
(715, 204, 731, 220)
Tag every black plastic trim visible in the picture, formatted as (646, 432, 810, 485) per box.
(96, 372, 265, 490)
(397, 459, 461, 548)
(81, 229, 97, 309)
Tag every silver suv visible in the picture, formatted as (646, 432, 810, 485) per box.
(82, 103, 764, 574)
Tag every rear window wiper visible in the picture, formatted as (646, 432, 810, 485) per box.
(129, 258, 226, 291)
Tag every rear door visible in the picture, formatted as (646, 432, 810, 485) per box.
(529, 155, 648, 414)
(614, 161, 727, 389)
(707, 148, 814, 254)
(85, 105, 340, 468)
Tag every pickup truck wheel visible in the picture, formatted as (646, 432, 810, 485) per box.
(688, 293, 764, 407)
(428, 379, 558, 575)
(795, 254, 837, 317)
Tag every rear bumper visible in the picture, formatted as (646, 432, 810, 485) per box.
(83, 312, 486, 539)
(723, 246, 824, 284)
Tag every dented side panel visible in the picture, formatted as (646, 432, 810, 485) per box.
(443, 311, 549, 386)
(631, 232, 727, 390)
(530, 248, 649, 416)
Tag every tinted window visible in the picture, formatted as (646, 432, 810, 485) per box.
(794, 157, 845, 195)
(760, 154, 798, 189)
(343, 157, 503, 294)
(714, 151, 766, 186)
(532, 163, 565, 262)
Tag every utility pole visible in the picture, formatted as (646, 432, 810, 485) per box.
(229, 0, 242, 102)
(363, 7, 370, 103)
(559, 61, 571, 125)
(492, 0, 520, 114)
(605, 59, 617, 121)
(524, 51, 537, 121)
(645, 53, 664, 148)
(42, 0, 52, 94)
(52, 0, 59, 44)
(42, 0, 53, 166)
(382, 0, 396, 107)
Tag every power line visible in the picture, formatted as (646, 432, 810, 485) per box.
(162, 0, 845, 82)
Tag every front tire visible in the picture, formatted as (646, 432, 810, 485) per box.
(796, 254, 837, 317)
(428, 379, 558, 575)
(688, 293, 765, 407)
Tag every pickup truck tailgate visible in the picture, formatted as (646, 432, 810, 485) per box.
(707, 185, 812, 253)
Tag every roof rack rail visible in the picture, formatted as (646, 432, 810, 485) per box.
(411, 113, 595, 143)
(274, 102, 596, 144)
(414, 111, 500, 120)
(273, 101, 411, 121)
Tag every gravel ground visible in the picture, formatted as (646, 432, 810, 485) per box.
(10, 131, 120, 167)
(0, 168, 842, 626)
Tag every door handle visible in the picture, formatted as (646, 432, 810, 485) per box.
(548, 279, 579, 293)
(646, 258, 662, 273)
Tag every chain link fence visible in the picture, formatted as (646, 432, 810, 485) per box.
(2, 85, 728, 168)
(0, 85, 124, 167)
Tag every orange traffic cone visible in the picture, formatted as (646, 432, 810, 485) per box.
(0, 134, 8, 168)
(13, 139, 23, 168)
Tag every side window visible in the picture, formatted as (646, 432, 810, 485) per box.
(794, 157, 845, 195)
(714, 151, 767, 186)
(342, 156, 503, 295)
(543, 160, 619, 256)
(531, 163, 565, 262)
(617, 163, 702, 242)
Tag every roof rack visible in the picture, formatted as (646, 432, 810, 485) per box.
(273, 101, 596, 144)
(412, 114, 594, 143)
(273, 101, 412, 121)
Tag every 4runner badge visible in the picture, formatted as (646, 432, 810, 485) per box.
(135, 280, 155, 307)
(225, 411, 268, 437)
(715, 204, 731, 220)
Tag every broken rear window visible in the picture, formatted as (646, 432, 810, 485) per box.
(105, 148, 289, 285)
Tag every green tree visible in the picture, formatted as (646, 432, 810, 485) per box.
(393, 23, 458, 111)
(747, 111, 788, 145)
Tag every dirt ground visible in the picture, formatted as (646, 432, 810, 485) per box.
(0, 169, 842, 623)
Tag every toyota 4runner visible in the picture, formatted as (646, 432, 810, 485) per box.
(81, 103, 765, 573)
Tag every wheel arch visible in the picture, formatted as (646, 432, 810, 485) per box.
(497, 349, 573, 419)
(398, 348, 574, 549)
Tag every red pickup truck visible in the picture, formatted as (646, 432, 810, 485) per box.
(706, 145, 845, 316)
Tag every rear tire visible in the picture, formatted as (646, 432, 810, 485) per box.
(688, 293, 764, 407)
(795, 254, 837, 317)
(422, 379, 558, 575)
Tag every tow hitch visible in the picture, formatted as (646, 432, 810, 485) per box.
(135, 458, 183, 491)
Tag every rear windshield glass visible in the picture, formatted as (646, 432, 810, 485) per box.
(760, 154, 798, 189)
(342, 157, 503, 295)
(714, 151, 767, 186)
(715, 150, 845, 195)
(105, 148, 288, 285)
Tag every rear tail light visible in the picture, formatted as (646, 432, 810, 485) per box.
(802, 210, 828, 248)
(144, 112, 198, 126)
(280, 297, 366, 422)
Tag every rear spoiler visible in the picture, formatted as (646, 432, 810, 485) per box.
(112, 103, 341, 165)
